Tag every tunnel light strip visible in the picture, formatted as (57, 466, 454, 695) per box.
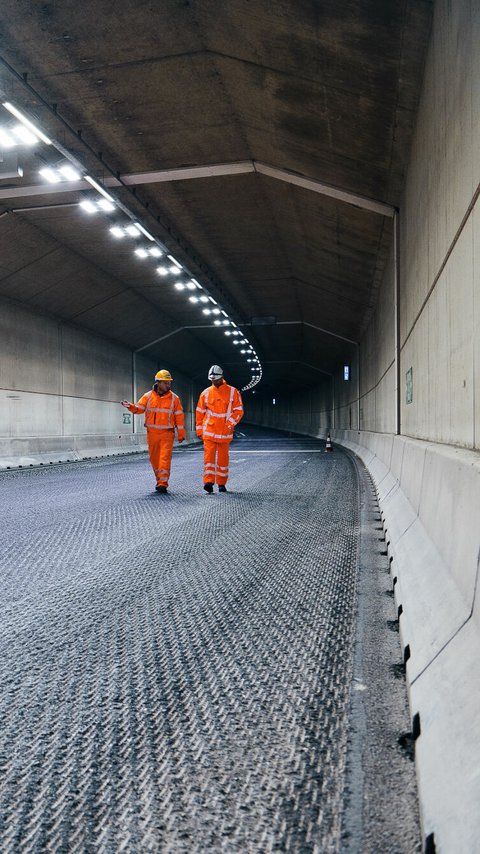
(84, 175, 115, 202)
(2, 101, 52, 145)
(134, 222, 154, 241)
(3, 100, 263, 389)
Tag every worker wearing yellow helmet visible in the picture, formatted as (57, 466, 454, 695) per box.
(121, 369, 185, 493)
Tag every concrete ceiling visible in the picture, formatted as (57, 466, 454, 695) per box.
(0, 0, 432, 395)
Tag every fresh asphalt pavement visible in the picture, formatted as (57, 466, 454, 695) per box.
(0, 425, 421, 853)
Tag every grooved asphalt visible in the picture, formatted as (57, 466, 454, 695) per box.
(0, 429, 360, 853)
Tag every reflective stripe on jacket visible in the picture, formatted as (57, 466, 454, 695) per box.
(195, 380, 244, 442)
(128, 389, 186, 438)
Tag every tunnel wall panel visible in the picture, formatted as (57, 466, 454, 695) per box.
(0, 298, 196, 468)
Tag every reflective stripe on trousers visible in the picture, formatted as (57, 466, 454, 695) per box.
(147, 429, 175, 486)
(203, 438, 230, 485)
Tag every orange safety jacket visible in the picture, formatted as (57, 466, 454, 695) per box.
(128, 389, 186, 439)
(196, 380, 244, 442)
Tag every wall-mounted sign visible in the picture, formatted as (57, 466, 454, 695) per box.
(122, 412, 132, 424)
(406, 367, 413, 404)
(344, 365, 350, 381)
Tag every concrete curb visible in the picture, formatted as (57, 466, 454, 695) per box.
(0, 432, 199, 471)
(334, 430, 480, 854)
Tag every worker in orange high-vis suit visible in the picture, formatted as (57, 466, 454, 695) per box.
(121, 369, 185, 493)
(196, 365, 244, 493)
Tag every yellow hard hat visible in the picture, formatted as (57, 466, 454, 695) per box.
(155, 369, 173, 382)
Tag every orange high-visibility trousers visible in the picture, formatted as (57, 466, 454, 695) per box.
(147, 429, 175, 487)
(203, 438, 230, 485)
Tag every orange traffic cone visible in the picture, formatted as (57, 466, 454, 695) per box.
(325, 432, 333, 453)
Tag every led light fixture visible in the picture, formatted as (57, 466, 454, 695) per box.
(80, 200, 97, 214)
(157, 266, 169, 276)
(149, 247, 162, 258)
(0, 128, 15, 148)
(98, 199, 115, 212)
(3, 102, 52, 145)
(134, 248, 149, 259)
(80, 198, 115, 214)
(58, 164, 81, 181)
(39, 167, 61, 183)
(134, 222, 154, 241)
(84, 175, 114, 202)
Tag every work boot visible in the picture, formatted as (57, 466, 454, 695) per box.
(156, 485, 168, 493)
(203, 482, 214, 494)
(218, 485, 227, 493)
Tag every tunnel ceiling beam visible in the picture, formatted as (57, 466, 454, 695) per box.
(0, 160, 395, 217)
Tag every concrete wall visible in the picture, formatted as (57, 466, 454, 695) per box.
(399, 0, 479, 450)
(247, 5, 480, 851)
(0, 298, 196, 468)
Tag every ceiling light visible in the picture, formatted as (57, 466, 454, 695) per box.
(203, 309, 211, 315)
(3, 102, 52, 145)
(175, 282, 186, 291)
(167, 255, 182, 269)
(11, 124, 37, 145)
(58, 164, 81, 181)
(209, 297, 217, 305)
(110, 226, 125, 238)
(224, 331, 231, 336)
(221, 310, 228, 317)
(189, 296, 199, 303)
(233, 340, 240, 345)
(240, 350, 246, 354)
(212, 308, 220, 315)
(135, 248, 149, 258)
(134, 222, 154, 241)
(84, 175, 114, 202)
(157, 266, 169, 275)
(80, 200, 97, 214)
(169, 265, 181, 275)
(97, 198, 115, 212)
(199, 295, 209, 303)
(0, 128, 16, 148)
(214, 319, 222, 326)
(186, 281, 196, 291)
(125, 224, 141, 237)
(39, 166, 61, 183)
(222, 320, 230, 325)
(149, 247, 162, 257)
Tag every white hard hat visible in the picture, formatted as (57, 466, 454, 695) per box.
(208, 364, 224, 380)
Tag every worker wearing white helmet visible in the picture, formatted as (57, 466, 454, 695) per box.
(195, 365, 244, 493)
(121, 369, 185, 493)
